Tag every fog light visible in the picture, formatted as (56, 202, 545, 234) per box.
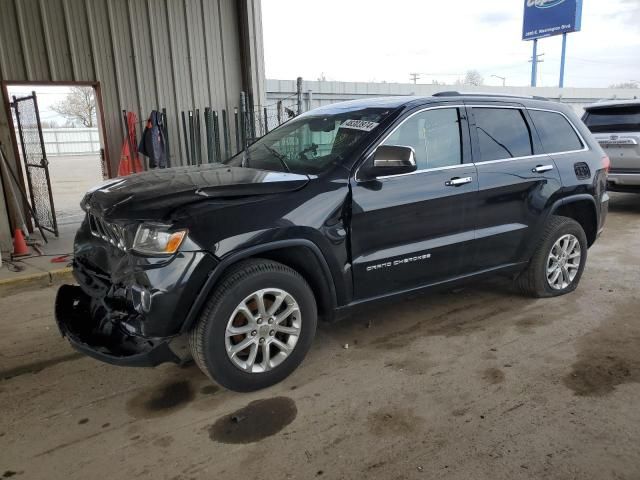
(131, 285, 152, 314)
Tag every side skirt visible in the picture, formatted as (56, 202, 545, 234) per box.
(332, 262, 527, 319)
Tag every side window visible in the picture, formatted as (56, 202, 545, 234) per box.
(382, 108, 462, 170)
(529, 110, 583, 153)
(473, 108, 533, 162)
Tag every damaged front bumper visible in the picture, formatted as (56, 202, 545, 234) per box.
(55, 284, 181, 367)
(54, 220, 218, 367)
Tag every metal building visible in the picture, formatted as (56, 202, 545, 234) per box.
(0, 0, 265, 252)
(267, 79, 640, 117)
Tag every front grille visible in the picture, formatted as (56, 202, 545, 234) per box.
(88, 214, 128, 251)
(574, 162, 591, 180)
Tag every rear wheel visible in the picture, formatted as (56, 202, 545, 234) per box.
(516, 215, 588, 298)
(189, 259, 317, 392)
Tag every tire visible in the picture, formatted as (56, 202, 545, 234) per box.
(516, 215, 588, 298)
(189, 259, 317, 392)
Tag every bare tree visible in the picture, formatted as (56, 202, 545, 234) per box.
(51, 87, 97, 127)
(462, 70, 485, 86)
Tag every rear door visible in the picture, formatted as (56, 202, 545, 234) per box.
(350, 105, 477, 300)
(468, 103, 562, 270)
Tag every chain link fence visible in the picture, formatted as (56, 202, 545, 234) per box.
(12, 94, 58, 235)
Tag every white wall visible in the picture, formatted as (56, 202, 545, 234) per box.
(267, 79, 640, 116)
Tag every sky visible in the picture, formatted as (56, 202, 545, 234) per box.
(7, 86, 73, 126)
(262, 0, 640, 88)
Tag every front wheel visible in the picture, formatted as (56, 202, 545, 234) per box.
(189, 259, 317, 392)
(516, 215, 588, 298)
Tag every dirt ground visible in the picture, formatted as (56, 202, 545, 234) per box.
(1, 193, 640, 480)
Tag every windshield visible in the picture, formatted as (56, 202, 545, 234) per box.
(584, 106, 640, 133)
(225, 107, 394, 174)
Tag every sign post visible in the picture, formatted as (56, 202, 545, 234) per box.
(559, 32, 568, 88)
(522, 0, 583, 88)
(531, 39, 538, 87)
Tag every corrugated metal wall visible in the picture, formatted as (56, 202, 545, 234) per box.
(0, 0, 265, 252)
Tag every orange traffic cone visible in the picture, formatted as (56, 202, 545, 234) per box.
(12, 228, 29, 257)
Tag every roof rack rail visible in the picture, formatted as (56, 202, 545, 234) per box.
(433, 91, 549, 101)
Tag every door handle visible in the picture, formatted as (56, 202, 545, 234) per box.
(445, 176, 473, 187)
(532, 164, 554, 173)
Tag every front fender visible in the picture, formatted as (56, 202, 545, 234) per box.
(179, 236, 341, 334)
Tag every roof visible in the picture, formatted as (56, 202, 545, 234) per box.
(306, 92, 555, 116)
(585, 98, 640, 110)
(433, 91, 550, 101)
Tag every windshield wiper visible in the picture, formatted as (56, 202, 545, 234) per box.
(263, 144, 291, 172)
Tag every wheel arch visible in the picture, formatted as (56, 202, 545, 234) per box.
(549, 195, 598, 247)
(180, 240, 337, 333)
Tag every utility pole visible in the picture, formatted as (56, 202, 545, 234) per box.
(409, 73, 420, 84)
(529, 41, 544, 87)
(491, 75, 506, 87)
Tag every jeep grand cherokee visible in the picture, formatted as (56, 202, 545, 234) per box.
(56, 93, 609, 391)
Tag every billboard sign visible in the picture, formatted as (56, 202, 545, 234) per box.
(522, 0, 583, 41)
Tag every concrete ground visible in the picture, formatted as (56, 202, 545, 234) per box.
(0, 223, 74, 292)
(48, 154, 104, 226)
(0, 153, 98, 287)
(1, 193, 639, 480)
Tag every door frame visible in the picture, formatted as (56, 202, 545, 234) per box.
(348, 103, 478, 301)
(1, 80, 111, 232)
(353, 102, 474, 182)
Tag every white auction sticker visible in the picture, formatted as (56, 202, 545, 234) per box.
(340, 119, 379, 132)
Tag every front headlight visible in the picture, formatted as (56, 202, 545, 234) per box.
(132, 224, 187, 255)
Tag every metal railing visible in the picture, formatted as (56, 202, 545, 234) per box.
(15, 128, 101, 156)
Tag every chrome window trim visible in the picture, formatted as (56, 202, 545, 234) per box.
(467, 105, 590, 165)
(525, 106, 590, 154)
(473, 153, 549, 166)
(354, 103, 590, 182)
(375, 162, 472, 180)
(354, 104, 466, 182)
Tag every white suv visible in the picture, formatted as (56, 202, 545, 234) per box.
(583, 99, 640, 192)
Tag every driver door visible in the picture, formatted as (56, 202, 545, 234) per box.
(349, 106, 478, 300)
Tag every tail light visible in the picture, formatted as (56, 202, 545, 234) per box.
(601, 155, 611, 174)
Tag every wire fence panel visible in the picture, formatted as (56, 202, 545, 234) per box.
(167, 80, 307, 168)
(251, 94, 300, 139)
(12, 93, 58, 236)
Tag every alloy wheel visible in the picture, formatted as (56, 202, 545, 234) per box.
(224, 288, 301, 373)
(546, 234, 581, 290)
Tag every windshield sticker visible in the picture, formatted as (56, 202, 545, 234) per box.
(340, 119, 379, 132)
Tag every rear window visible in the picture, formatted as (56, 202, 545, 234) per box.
(529, 110, 583, 153)
(473, 108, 533, 162)
(583, 106, 640, 133)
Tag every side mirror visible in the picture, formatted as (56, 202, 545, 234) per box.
(368, 145, 416, 177)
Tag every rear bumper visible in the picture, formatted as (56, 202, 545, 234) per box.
(55, 284, 180, 367)
(608, 172, 640, 191)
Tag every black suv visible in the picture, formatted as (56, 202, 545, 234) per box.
(56, 93, 609, 392)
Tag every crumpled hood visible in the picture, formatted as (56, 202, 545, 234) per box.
(82, 164, 310, 220)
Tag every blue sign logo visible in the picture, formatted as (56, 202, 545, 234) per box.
(523, 0, 582, 41)
(531, 0, 567, 8)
